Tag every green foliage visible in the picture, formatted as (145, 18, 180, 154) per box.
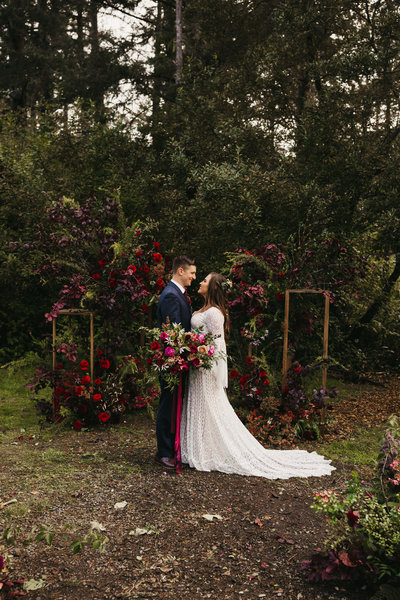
(307, 422, 400, 584)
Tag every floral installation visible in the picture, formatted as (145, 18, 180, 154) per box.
(225, 240, 370, 371)
(27, 350, 157, 429)
(146, 321, 221, 391)
(303, 421, 400, 585)
(227, 354, 271, 411)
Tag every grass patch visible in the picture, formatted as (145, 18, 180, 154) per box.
(318, 426, 383, 466)
(0, 363, 39, 431)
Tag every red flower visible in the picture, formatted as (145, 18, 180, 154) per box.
(147, 357, 153, 366)
(55, 363, 64, 370)
(229, 369, 239, 379)
(275, 292, 284, 302)
(136, 251, 143, 257)
(245, 357, 253, 365)
(127, 264, 137, 273)
(153, 242, 160, 250)
(98, 259, 108, 269)
(156, 278, 164, 289)
(192, 358, 201, 367)
(141, 304, 149, 312)
(135, 230, 141, 236)
(80, 360, 89, 371)
(152, 252, 162, 263)
(93, 393, 102, 402)
(134, 358, 140, 364)
(239, 375, 250, 385)
(81, 375, 90, 384)
(347, 510, 360, 527)
(157, 358, 165, 366)
(73, 420, 83, 431)
(75, 386, 83, 396)
(92, 273, 100, 280)
(109, 278, 117, 288)
(151, 341, 161, 351)
(259, 370, 267, 378)
(98, 412, 110, 423)
(120, 252, 126, 257)
(95, 378, 102, 385)
(100, 359, 110, 369)
(97, 349, 104, 357)
(55, 386, 64, 395)
(263, 379, 270, 386)
(142, 265, 150, 274)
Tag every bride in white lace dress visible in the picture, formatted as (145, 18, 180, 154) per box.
(180, 272, 335, 479)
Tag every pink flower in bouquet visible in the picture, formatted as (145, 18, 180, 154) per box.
(165, 347, 175, 357)
(198, 333, 206, 343)
(160, 332, 169, 341)
(208, 346, 215, 355)
(181, 363, 189, 371)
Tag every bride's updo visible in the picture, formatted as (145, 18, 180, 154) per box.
(205, 272, 231, 338)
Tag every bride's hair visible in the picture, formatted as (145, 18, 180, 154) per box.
(205, 272, 230, 339)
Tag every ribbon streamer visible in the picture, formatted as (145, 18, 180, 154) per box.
(174, 374, 183, 474)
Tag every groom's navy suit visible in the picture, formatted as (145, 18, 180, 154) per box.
(156, 281, 192, 458)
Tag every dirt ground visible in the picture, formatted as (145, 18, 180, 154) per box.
(1, 376, 400, 600)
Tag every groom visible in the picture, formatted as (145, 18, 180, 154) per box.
(156, 255, 197, 469)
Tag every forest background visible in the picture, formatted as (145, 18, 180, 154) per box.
(2, 0, 400, 378)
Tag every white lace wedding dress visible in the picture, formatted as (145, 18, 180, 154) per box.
(180, 307, 335, 479)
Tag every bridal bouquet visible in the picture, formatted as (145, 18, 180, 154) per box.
(147, 321, 220, 390)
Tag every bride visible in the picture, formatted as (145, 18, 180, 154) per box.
(180, 272, 335, 479)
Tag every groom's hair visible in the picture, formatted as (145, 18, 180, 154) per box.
(172, 255, 195, 272)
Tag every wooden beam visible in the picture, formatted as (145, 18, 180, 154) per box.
(282, 289, 290, 388)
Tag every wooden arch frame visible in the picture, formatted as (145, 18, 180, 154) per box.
(52, 309, 94, 383)
(282, 289, 330, 396)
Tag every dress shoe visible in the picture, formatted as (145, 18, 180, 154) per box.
(155, 455, 175, 469)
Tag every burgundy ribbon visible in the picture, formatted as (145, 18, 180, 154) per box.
(174, 374, 183, 474)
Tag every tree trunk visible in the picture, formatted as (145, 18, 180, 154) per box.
(175, 0, 183, 84)
(350, 253, 400, 341)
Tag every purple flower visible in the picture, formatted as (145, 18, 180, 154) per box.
(165, 347, 175, 357)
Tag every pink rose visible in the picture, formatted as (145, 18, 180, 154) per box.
(198, 334, 206, 343)
(208, 346, 215, 355)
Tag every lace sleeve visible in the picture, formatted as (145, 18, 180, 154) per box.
(205, 307, 228, 389)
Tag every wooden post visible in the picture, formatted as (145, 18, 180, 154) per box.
(90, 312, 94, 384)
(140, 313, 145, 348)
(52, 319, 56, 372)
(282, 289, 290, 388)
(321, 293, 330, 425)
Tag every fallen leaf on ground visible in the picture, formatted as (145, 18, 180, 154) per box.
(202, 514, 223, 521)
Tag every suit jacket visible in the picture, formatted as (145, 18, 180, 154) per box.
(157, 281, 192, 332)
